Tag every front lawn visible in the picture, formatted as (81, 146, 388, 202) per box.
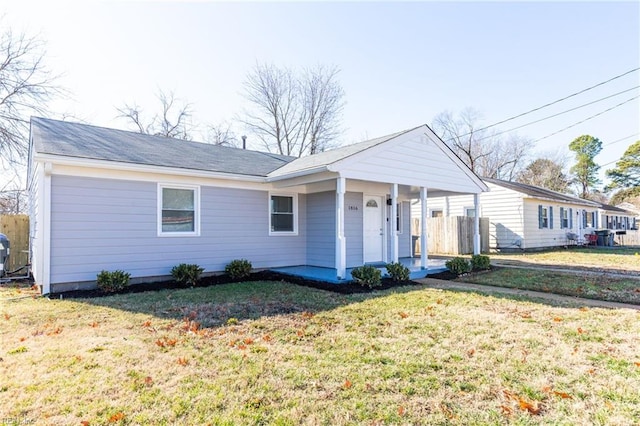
(1, 281, 639, 425)
(491, 247, 640, 272)
(457, 267, 640, 305)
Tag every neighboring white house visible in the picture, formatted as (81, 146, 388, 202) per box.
(598, 203, 637, 231)
(28, 117, 488, 294)
(411, 178, 601, 251)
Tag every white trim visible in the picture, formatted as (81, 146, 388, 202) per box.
(363, 194, 385, 263)
(420, 187, 428, 270)
(34, 153, 265, 183)
(335, 177, 346, 279)
(42, 162, 52, 294)
(390, 183, 398, 263)
(268, 192, 299, 236)
(473, 194, 480, 255)
(157, 183, 201, 237)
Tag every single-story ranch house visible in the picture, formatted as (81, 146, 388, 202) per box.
(28, 117, 488, 294)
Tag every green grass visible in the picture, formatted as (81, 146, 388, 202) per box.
(457, 267, 640, 305)
(491, 247, 640, 272)
(2, 281, 640, 425)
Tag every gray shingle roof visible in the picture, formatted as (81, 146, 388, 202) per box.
(31, 117, 295, 177)
(484, 177, 600, 207)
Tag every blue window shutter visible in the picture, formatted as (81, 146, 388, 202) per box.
(538, 205, 543, 229)
(583, 211, 587, 228)
(595, 213, 598, 228)
(549, 207, 554, 229)
(560, 207, 564, 228)
(569, 208, 573, 228)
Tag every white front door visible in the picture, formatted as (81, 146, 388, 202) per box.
(363, 195, 384, 263)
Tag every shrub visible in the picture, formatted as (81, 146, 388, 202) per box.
(225, 259, 252, 280)
(385, 262, 410, 282)
(445, 257, 471, 276)
(351, 265, 382, 288)
(171, 263, 205, 287)
(97, 270, 131, 293)
(470, 254, 491, 271)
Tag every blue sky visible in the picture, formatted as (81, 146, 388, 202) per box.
(4, 1, 640, 185)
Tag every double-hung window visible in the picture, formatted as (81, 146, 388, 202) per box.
(158, 184, 199, 236)
(538, 205, 552, 229)
(270, 193, 298, 235)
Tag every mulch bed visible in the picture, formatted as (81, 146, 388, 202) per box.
(50, 270, 456, 299)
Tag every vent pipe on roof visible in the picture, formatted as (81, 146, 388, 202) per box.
(241, 135, 247, 149)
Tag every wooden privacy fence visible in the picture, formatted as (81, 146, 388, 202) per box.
(0, 214, 29, 273)
(615, 230, 640, 247)
(413, 216, 489, 255)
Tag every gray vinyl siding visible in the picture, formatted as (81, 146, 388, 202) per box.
(306, 191, 335, 268)
(345, 192, 363, 267)
(399, 201, 411, 257)
(49, 175, 306, 284)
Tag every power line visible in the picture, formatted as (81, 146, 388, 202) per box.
(473, 67, 640, 134)
(531, 95, 639, 144)
(604, 133, 639, 146)
(470, 86, 639, 144)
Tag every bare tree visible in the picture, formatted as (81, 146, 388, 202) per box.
(117, 90, 194, 140)
(432, 108, 531, 179)
(240, 63, 345, 157)
(0, 21, 57, 165)
(205, 121, 238, 147)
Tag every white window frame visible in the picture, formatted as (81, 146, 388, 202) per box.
(430, 209, 443, 218)
(464, 207, 476, 218)
(157, 183, 200, 237)
(561, 208, 569, 229)
(541, 207, 549, 228)
(269, 192, 298, 236)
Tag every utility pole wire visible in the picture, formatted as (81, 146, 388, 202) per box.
(463, 86, 640, 144)
(604, 133, 639, 146)
(472, 67, 640, 134)
(531, 96, 639, 144)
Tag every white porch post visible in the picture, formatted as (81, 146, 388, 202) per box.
(390, 183, 398, 263)
(473, 193, 481, 255)
(420, 187, 428, 269)
(336, 176, 347, 279)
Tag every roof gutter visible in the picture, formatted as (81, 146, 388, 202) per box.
(266, 165, 331, 182)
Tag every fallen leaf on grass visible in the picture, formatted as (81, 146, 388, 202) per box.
(3, 313, 10, 320)
(177, 357, 189, 366)
(518, 398, 541, 415)
(399, 312, 408, 319)
(577, 327, 585, 334)
(343, 379, 352, 389)
(398, 406, 405, 416)
(89, 322, 99, 328)
(634, 362, 640, 367)
(108, 412, 125, 422)
(46, 326, 63, 335)
(81, 421, 90, 426)
(466, 348, 475, 357)
(262, 334, 272, 342)
(243, 337, 254, 345)
(553, 317, 563, 322)
(553, 391, 573, 399)
(579, 306, 589, 311)
(500, 405, 512, 416)
(142, 320, 152, 327)
(144, 376, 153, 386)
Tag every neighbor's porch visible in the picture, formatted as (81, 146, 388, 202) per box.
(271, 256, 448, 284)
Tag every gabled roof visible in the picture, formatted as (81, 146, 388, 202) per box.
(30, 117, 294, 177)
(267, 127, 417, 179)
(484, 177, 600, 207)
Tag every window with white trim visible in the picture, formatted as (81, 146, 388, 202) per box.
(464, 207, 476, 218)
(431, 209, 443, 218)
(270, 194, 298, 234)
(158, 185, 199, 236)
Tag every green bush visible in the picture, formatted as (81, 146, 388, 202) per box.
(385, 262, 410, 282)
(351, 265, 382, 288)
(225, 259, 252, 280)
(445, 257, 471, 276)
(470, 254, 491, 271)
(96, 270, 131, 293)
(171, 263, 205, 287)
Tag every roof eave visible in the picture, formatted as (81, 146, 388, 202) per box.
(33, 153, 267, 182)
(266, 165, 331, 182)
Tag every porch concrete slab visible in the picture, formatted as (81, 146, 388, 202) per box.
(271, 257, 448, 284)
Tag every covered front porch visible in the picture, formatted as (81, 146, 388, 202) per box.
(271, 256, 448, 284)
